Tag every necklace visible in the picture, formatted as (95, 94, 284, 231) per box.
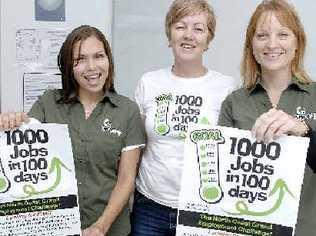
(84, 103, 97, 119)
(266, 90, 281, 109)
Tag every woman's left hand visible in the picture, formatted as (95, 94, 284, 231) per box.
(252, 108, 307, 143)
(82, 224, 105, 236)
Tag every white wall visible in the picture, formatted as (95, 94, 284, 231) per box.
(113, 0, 316, 99)
(0, 0, 112, 112)
(1, 1, 315, 109)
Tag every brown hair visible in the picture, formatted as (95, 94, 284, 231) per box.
(57, 25, 115, 103)
(165, 0, 216, 45)
(241, 0, 311, 89)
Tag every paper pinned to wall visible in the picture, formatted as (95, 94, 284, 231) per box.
(15, 28, 67, 113)
(23, 72, 62, 112)
(16, 28, 68, 69)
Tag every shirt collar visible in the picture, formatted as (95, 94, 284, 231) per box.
(101, 90, 120, 107)
(291, 78, 312, 93)
(247, 76, 311, 96)
(247, 79, 264, 95)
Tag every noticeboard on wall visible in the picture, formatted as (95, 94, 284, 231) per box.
(0, 0, 112, 112)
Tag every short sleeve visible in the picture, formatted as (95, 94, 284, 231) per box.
(121, 102, 145, 152)
(134, 75, 146, 116)
(217, 94, 234, 127)
(27, 92, 47, 122)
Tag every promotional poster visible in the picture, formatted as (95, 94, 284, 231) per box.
(177, 125, 309, 236)
(0, 123, 80, 235)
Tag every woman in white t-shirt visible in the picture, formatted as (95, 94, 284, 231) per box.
(131, 0, 237, 235)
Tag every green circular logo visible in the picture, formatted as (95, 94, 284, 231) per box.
(156, 124, 168, 134)
(0, 178, 7, 191)
(203, 186, 219, 200)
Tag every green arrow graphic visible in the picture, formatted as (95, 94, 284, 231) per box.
(21, 157, 71, 198)
(226, 179, 295, 216)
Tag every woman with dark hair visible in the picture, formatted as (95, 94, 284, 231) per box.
(57, 25, 116, 103)
(218, 0, 316, 234)
(0, 25, 145, 236)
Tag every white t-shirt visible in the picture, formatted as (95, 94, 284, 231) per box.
(135, 66, 238, 208)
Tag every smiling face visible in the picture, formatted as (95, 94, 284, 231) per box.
(72, 36, 109, 99)
(169, 13, 209, 65)
(252, 11, 297, 75)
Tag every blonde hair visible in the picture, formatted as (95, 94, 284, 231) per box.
(241, 0, 311, 89)
(165, 0, 216, 45)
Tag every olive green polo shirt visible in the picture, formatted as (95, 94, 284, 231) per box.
(28, 89, 145, 236)
(218, 78, 316, 236)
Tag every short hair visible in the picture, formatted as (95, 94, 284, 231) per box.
(165, 0, 216, 45)
(57, 25, 115, 103)
(241, 0, 311, 89)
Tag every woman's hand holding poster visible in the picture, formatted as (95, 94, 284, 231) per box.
(177, 125, 309, 236)
(0, 123, 80, 235)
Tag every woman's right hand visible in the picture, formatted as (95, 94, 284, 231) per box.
(251, 108, 307, 143)
(0, 112, 29, 130)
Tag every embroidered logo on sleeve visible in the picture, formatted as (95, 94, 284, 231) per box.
(101, 118, 122, 136)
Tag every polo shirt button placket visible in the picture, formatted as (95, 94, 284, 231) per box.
(77, 157, 86, 187)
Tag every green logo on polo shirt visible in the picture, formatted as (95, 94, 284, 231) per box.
(101, 118, 122, 136)
(296, 106, 316, 121)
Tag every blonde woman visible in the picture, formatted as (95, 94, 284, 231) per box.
(131, 0, 237, 235)
(219, 1, 316, 235)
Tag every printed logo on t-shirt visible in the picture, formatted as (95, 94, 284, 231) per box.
(295, 106, 316, 121)
(101, 118, 122, 136)
(154, 93, 172, 135)
(154, 93, 209, 139)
